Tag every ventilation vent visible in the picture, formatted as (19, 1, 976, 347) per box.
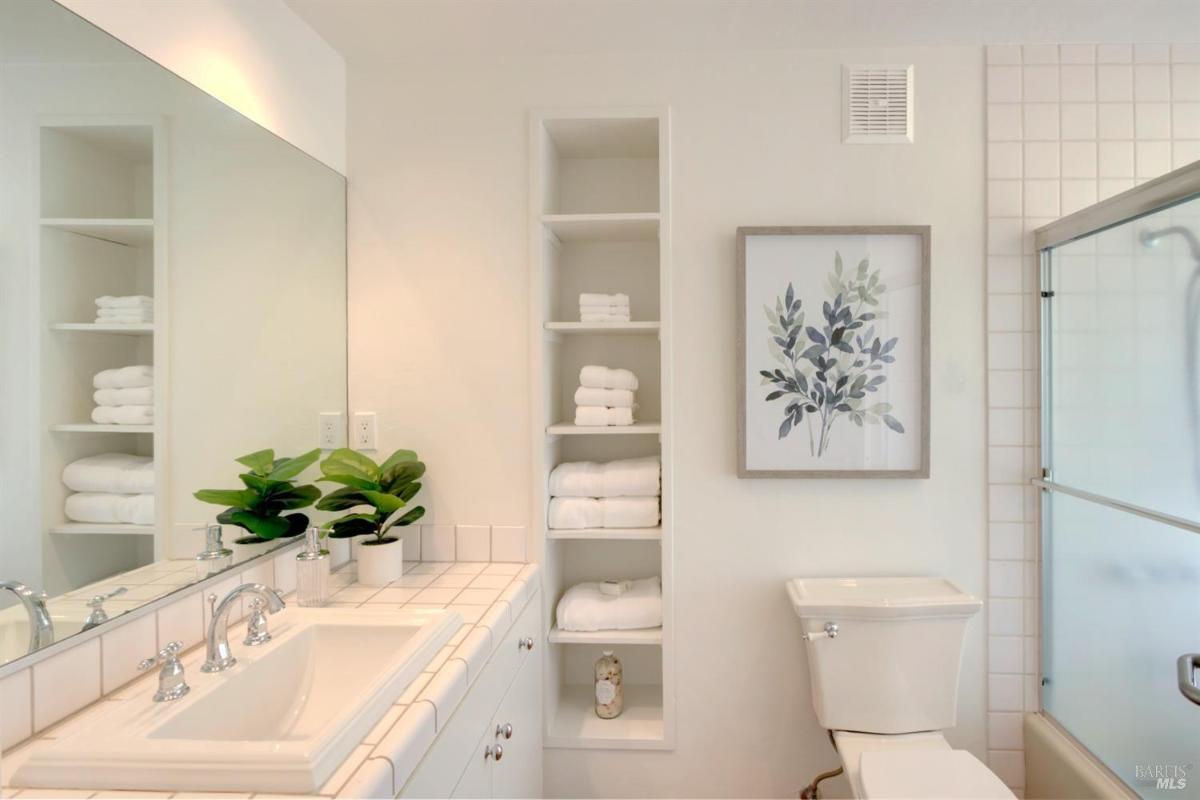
(843, 65, 914, 144)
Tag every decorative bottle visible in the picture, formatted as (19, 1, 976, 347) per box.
(194, 523, 232, 580)
(295, 526, 330, 607)
(594, 650, 624, 719)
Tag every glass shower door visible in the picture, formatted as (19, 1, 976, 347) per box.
(1042, 192, 1200, 798)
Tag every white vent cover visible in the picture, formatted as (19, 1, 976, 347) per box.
(843, 64, 914, 144)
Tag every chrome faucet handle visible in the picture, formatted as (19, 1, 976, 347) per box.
(243, 597, 273, 646)
(83, 586, 128, 628)
(138, 640, 190, 702)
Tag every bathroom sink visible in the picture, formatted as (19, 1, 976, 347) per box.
(14, 606, 461, 793)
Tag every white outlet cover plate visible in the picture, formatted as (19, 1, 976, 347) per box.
(319, 411, 344, 448)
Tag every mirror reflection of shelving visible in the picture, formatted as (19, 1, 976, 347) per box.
(532, 110, 673, 750)
(38, 118, 166, 588)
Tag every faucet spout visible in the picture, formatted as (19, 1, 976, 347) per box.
(201, 583, 284, 673)
(0, 581, 54, 654)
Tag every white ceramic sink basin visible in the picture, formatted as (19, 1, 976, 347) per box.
(0, 609, 87, 663)
(15, 606, 461, 793)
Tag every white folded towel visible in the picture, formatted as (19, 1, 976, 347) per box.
(579, 293, 629, 307)
(580, 312, 631, 323)
(93, 365, 153, 389)
(549, 456, 661, 498)
(96, 309, 153, 323)
(95, 295, 153, 309)
(94, 386, 154, 407)
(63, 453, 155, 494)
(555, 576, 662, 632)
(65, 492, 155, 525)
(575, 406, 635, 426)
(579, 365, 638, 391)
(574, 386, 635, 408)
(91, 405, 154, 425)
(547, 496, 660, 529)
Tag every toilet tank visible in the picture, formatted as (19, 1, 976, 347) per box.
(786, 577, 982, 734)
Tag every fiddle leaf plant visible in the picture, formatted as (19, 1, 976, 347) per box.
(194, 448, 322, 541)
(315, 448, 426, 543)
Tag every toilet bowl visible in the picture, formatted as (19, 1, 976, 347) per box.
(786, 577, 1014, 800)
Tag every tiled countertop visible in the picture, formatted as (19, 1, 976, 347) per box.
(1, 559, 541, 800)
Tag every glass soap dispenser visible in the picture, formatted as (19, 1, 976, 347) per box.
(295, 526, 330, 607)
(194, 523, 232, 580)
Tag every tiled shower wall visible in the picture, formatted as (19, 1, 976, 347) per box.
(985, 42, 1200, 791)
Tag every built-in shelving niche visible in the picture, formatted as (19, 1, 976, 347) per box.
(532, 110, 673, 750)
(37, 118, 166, 595)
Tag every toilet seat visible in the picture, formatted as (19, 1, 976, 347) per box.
(859, 749, 1015, 799)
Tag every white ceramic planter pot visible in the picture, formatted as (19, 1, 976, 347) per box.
(230, 535, 274, 564)
(356, 537, 404, 586)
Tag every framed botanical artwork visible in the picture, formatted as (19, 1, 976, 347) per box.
(737, 226, 930, 478)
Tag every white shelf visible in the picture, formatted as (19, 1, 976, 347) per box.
(49, 523, 155, 536)
(50, 323, 153, 336)
(541, 213, 659, 242)
(40, 217, 153, 246)
(548, 627, 663, 645)
(547, 527, 662, 541)
(50, 423, 154, 434)
(544, 322, 659, 335)
(546, 685, 666, 750)
(547, 422, 661, 436)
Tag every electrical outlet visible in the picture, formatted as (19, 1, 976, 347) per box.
(318, 411, 344, 449)
(353, 411, 377, 450)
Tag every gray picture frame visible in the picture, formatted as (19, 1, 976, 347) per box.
(736, 225, 931, 479)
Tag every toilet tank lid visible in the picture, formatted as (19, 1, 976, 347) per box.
(785, 577, 982, 620)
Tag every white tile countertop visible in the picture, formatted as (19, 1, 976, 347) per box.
(1, 559, 541, 800)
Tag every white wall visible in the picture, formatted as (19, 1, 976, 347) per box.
(346, 46, 986, 797)
(55, 0, 346, 174)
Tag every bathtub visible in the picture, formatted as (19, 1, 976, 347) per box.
(1024, 713, 1137, 799)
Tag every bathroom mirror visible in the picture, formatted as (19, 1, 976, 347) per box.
(0, 0, 347, 668)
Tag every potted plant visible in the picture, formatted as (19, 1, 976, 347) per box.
(316, 447, 426, 585)
(194, 448, 322, 560)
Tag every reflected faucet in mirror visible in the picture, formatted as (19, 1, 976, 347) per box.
(82, 587, 128, 631)
(202, 583, 286, 673)
(0, 581, 54, 654)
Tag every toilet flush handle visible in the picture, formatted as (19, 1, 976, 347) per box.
(803, 622, 839, 641)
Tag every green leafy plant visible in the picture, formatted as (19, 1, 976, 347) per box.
(315, 448, 426, 544)
(194, 448, 322, 541)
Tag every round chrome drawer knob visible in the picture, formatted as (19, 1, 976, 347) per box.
(496, 722, 513, 740)
(518, 636, 535, 651)
(485, 744, 504, 762)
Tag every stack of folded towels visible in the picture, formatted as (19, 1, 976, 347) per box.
(556, 576, 662, 632)
(92, 365, 154, 425)
(95, 295, 153, 325)
(548, 455, 661, 529)
(575, 365, 638, 427)
(62, 453, 155, 525)
(579, 292, 630, 323)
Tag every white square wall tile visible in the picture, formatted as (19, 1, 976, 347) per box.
(420, 524, 456, 562)
(156, 591, 204, 652)
(491, 525, 527, 563)
(1098, 103, 1134, 139)
(1097, 44, 1132, 64)
(988, 257, 1022, 294)
(989, 598, 1024, 636)
(1137, 141, 1172, 179)
(33, 638, 101, 731)
(988, 674, 1024, 711)
(0, 669, 32, 749)
(1134, 43, 1170, 64)
(988, 409, 1024, 447)
(1060, 104, 1097, 140)
(1135, 103, 1172, 139)
(1023, 66, 1059, 102)
(987, 294, 1022, 331)
(1175, 141, 1200, 169)
(989, 712, 1025, 750)
(988, 66, 1022, 103)
(1023, 180, 1060, 218)
(1022, 104, 1059, 141)
(454, 525, 490, 562)
(989, 636, 1024, 674)
(1061, 142, 1097, 178)
(1134, 64, 1171, 102)
(1173, 43, 1200, 63)
(1097, 64, 1133, 101)
(1173, 103, 1200, 139)
(1099, 141, 1135, 177)
(988, 142, 1023, 179)
(988, 331, 1023, 370)
(990, 749, 1026, 788)
(273, 549, 298, 596)
(987, 181, 1022, 217)
(1172, 64, 1200, 102)
(988, 370, 1023, 408)
(398, 524, 421, 562)
(1061, 180, 1098, 215)
(990, 485, 1024, 523)
(988, 104, 1022, 141)
(989, 522, 1025, 560)
(1022, 44, 1059, 65)
(1060, 44, 1095, 64)
(987, 45, 1021, 66)
(1099, 178, 1135, 200)
(988, 447, 1025, 484)
(989, 560, 1024, 598)
(1023, 142, 1059, 178)
(101, 612, 157, 694)
(1060, 65, 1096, 101)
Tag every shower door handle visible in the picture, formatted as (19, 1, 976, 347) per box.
(1178, 654, 1200, 706)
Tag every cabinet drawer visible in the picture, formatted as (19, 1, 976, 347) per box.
(400, 591, 541, 798)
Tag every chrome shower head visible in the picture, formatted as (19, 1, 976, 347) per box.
(1140, 225, 1200, 263)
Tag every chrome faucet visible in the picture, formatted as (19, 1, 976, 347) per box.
(201, 583, 284, 673)
(138, 640, 189, 702)
(82, 586, 127, 631)
(0, 581, 54, 654)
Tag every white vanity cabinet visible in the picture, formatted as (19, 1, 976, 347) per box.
(401, 590, 543, 799)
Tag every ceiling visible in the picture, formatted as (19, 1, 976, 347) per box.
(287, 0, 1200, 63)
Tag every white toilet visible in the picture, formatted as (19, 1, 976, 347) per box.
(786, 577, 1015, 800)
